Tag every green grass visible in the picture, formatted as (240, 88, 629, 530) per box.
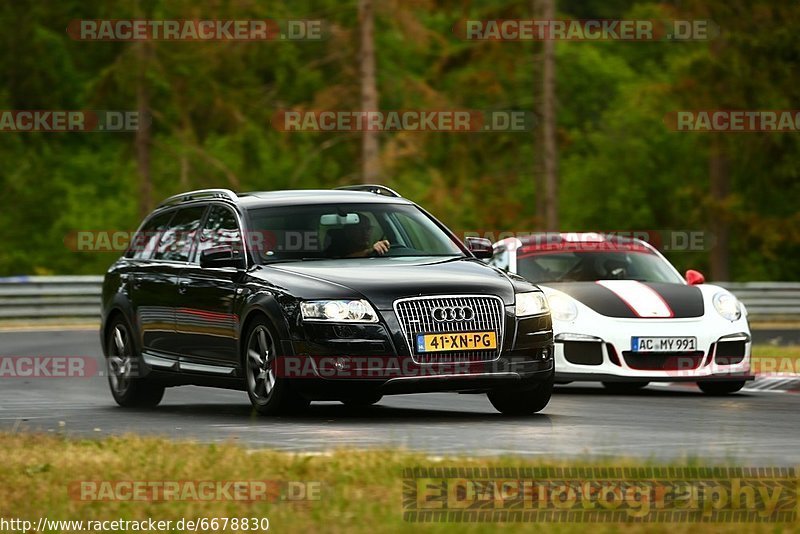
(752, 345, 800, 375)
(0, 433, 797, 533)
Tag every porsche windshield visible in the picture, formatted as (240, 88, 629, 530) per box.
(516, 250, 684, 284)
(247, 203, 464, 262)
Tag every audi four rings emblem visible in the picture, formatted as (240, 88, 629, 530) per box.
(431, 306, 475, 322)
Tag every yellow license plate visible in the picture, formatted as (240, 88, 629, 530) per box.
(415, 332, 497, 353)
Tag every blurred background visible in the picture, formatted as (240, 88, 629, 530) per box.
(1, 0, 798, 281)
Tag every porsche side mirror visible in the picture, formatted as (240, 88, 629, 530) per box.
(465, 237, 493, 259)
(685, 269, 705, 285)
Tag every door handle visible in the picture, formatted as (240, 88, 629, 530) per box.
(178, 280, 189, 294)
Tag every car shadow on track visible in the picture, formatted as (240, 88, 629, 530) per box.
(125, 402, 553, 425)
(553, 385, 753, 397)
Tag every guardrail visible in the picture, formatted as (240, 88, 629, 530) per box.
(719, 282, 800, 320)
(0, 276, 798, 322)
(0, 276, 103, 319)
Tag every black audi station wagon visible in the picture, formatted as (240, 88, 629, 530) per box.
(100, 185, 554, 415)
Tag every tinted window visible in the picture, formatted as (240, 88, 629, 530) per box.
(127, 211, 175, 260)
(246, 203, 464, 262)
(152, 206, 207, 262)
(196, 205, 242, 261)
(516, 251, 683, 284)
(489, 247, 510, 271)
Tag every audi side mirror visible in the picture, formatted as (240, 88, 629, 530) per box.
(465, 237, 493, 259)
(685, 269, 705, 285)
(200, 246, 245, 269)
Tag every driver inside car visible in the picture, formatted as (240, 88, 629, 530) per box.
(326, 214, 390, 257)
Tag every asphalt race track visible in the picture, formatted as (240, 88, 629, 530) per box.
(1, 329, 798, 465)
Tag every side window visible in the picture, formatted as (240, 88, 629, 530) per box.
(128, 211, 175, 260)
(489, 247, 510, 271)
(152, 206, 207, 262)
(196, 205, 242, 261)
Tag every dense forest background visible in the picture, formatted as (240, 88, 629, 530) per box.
(1, 0, 798, 281)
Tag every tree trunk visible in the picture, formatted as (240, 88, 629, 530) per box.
(359, 0, 380, 183)
(709, 135, 730, 281)
(532, 1, 546, 228)
(135, 40, 152, 218)
(540, 0, 559, 230)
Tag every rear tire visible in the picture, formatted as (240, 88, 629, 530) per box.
(487, 374, 553, 415)
(698, 380, 746, 395)
(602, 381, 649, 393)
(105, 316, 165, 408)
(244, 317, 309, 415)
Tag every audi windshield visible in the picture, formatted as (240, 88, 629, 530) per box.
(246, 203, 465, 262)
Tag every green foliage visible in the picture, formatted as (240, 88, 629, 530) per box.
(0, 0, 797, 280)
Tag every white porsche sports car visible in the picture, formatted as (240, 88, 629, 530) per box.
(490, 233, 753, 394)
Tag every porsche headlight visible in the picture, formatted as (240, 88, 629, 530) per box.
(548, 292, 578, 322)
(515, 291, 550, 317)
(712, 292, 742, 321)
(300, 299, 379, 323)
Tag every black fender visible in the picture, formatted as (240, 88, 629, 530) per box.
(237, 289, 296, 361)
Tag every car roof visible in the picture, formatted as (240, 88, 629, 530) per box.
(497, 232, 655, 254)
(150, 188, 415, 216)
(236, 189, 414, 208)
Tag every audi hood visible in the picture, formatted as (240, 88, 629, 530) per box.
(261, 256, 533, 309)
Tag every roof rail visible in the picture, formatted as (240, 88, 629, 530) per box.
(157, 189, 239, 208)
(334, 184, 402, 198)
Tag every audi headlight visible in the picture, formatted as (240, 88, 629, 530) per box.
(515, 291, 550, 317)
(300, 299, 378, 323)
(548, 292, 578, 322)
(712, 292, 742, 321)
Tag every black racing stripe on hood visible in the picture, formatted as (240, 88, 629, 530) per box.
(548, 282, 638, 318)
(641, 282, 704, 318)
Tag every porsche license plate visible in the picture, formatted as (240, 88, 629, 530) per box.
(631, 336, 697, 352)
(416, 332, 497, 353)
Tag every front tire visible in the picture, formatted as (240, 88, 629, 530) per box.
(105, 316, 165, 408)
(698, 380, 746, 395)
(244, 317, 309, 415)
(487, 375, 553, 415)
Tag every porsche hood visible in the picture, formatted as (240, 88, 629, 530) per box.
(544, 280, 705, 319)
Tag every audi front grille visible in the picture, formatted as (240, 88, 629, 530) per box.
(393, 295, 505, 364)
